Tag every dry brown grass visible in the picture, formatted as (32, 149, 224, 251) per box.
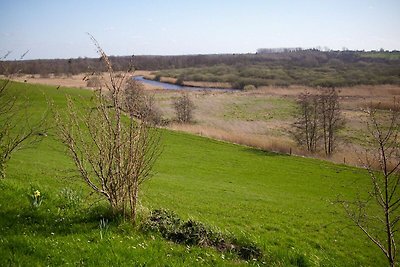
(160, 77, 177, 84)
(169, 123, 298, 155)
(360, 99, 400, 112)
(256, 85, 319, 96)
(169, 122, 367, 167)
(256, 84, 400, 98)
(10, 73, 89, 88)
(183, 81, 232, 89)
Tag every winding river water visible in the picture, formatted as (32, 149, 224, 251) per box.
(133, 76, 234, 91)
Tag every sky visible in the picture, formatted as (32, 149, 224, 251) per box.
(1, 0, 399, 59)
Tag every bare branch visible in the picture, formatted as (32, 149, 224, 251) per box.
(54, 37, 160, 223)
(341, 104, 400, 266)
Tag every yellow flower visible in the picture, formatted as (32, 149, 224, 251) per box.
(34, 190, 40, 198)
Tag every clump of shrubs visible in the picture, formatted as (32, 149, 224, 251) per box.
(86, 76, 101, 88)
(154, 74, 161, 81)
(141, 209, 263, 261)
(124, 80, 166, 126)
(175, 76, 185, 86)
(243, 84, 256, 91)
(173, 93, 195, 123)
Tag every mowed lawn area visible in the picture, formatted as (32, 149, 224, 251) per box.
(0, 81, 385, 266)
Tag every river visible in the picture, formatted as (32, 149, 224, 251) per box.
(133, 76, 234, 91)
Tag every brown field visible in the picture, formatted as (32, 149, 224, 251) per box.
(7, 70, 154, 90)
(11, 73, 400, 166)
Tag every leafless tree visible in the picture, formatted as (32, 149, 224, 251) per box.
(340, 104, 400, 266)
(292, 88, 344, 155)
(319, 88, 344, 156)
(123, 79, 163, 125)
(0, 52, 45, 179)
(292, 91, 320, 153)
(173, 92, 195, 123)
(54, 36, 160, 223)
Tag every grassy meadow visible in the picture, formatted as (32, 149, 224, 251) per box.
(0, 81, 387, 266)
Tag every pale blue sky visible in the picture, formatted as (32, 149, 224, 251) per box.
(1, 0, 399, 59)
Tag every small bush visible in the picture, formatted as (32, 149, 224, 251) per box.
(141, 208, 181, 234)
(243, 84, 256, 91)
(124, 80, 164, 125)
(173, 93, 195, 123)
(141, 209, 264, 261)
(175, 76, 184, 85)
(86, 76, 101, 88)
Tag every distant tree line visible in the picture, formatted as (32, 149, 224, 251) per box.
(154, 50, 400, 88)
(257, 47, 305, 53)
(1, 50, 400, 87)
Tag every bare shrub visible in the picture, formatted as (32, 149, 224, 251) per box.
(362, 99, 400, 112)
(0, 53, 46, 179)
(173, 93, 195, 123)
(340, 104, 400, 267)
(86, 76, 101, 88)
(54, 36, 160, 223)
(123, 80, 164, 125)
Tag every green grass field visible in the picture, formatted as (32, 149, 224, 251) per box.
(0, 81, 386, 266)
(223, 97, 296, 121)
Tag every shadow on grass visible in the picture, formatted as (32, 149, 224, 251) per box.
(0, 204, 114, 237)
(241, 146, 290, 157)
